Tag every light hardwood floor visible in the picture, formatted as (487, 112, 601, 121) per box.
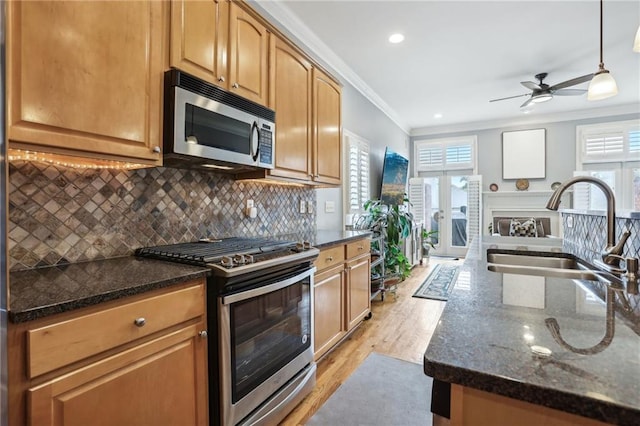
(281, 259, 457, 425)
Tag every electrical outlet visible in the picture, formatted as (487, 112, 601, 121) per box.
(246, 199, 254, 209)
(306, 201, 314, 214)
(299, 200, 306, 214)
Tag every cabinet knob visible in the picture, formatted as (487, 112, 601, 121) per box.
(232, 83, 239, 89)
(358, 246, 364, 250)
(199, 330, 208, 339)
(134, 317, 146, 327)
(152, 146, 161, 153)
(326, 256, 333, 262)
(218, 76, 225, 83)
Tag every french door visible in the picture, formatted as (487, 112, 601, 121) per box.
(410, 173, 481, 258)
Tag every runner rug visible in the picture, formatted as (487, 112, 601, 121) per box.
(412, 263, 460, 301)
(306, 352, 433, 425)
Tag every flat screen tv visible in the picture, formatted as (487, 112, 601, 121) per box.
(379, 147, 409, 206)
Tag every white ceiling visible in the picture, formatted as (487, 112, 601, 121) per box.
(253, 0, 640, 134)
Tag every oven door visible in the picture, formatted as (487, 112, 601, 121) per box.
(218, 266, 315, 425)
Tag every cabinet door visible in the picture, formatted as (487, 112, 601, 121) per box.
(228, 3, 269, 105)
(313, 265, 345, 360)
(346, 255, 371, 331)
(312, 68, 342, 185)
(170, 0, 229, 87)
(7, 1, 163, 165)
(28, 323, 208, 426)
(268, 36, 313, 181)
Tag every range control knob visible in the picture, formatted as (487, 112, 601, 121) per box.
(221, 256, 234, 268)
(233, 254, 246, 265)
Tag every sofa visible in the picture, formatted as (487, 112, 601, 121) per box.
(492, 217, 552, 238)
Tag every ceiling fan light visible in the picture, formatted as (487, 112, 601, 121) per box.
(634, 25, 640, 52)
(531, 93, 552, 103)
(587, 69, 618, 100)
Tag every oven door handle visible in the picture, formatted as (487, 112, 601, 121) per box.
(220, 267, 316, 305)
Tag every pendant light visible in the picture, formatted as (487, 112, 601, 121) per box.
(587, 0, 618, 100)
(633, 25, 640, 52)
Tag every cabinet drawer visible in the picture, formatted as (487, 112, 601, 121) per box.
(27, 283, 205, 378)
(346, 239, 370, 259)
(315, 245, 345, 271)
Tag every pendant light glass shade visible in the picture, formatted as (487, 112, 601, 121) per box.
(587, 69, 618, 100)
(587, 0, 618, 101)
(634, 25, 640, 52)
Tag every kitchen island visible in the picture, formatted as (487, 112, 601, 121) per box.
(424, 236, 640, 426)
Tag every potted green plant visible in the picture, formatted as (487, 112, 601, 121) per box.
(421, 228, 438, 264)
(363, 196, 414, 280)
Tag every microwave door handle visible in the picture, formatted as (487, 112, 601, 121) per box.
(251, 121, 260, 162)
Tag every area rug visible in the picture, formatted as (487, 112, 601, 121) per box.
(306, 352, 432, 426)
(412, 263, 460, 301)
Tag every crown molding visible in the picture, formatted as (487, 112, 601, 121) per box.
(410, 103, 640, 137)
(250, 0, 411, 134)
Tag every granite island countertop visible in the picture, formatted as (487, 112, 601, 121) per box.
(423, 236, 640, 425)
(312, 230, 372, 248)
(9, 257, 209, 323)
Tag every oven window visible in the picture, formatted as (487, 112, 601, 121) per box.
(230, 278, 311, 402)
(185, 103, 251, 154)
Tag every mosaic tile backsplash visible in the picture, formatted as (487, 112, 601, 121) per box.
(8, 162, 316, 271)
(561, 212, 640, 261)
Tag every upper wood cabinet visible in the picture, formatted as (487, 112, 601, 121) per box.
(170, 0, 229, 86)
(6, 0, 164, 166)
(268, 36, 313, 181)
(227, 2, 270, 105)
(171, 0, 269, 106)
(313, 68, 342, 185)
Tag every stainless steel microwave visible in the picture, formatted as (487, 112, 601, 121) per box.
(163, 69, 275, 172)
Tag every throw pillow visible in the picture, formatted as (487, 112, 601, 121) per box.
(509, 218, 538, 237)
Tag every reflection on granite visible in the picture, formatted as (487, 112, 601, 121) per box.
(423, 236, 640, 425)
(313, 230, 372, 248)
(9, 257, 209, 323)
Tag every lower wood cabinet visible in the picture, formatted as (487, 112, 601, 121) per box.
(313, 237, 370, 360)
(8, 279, 208, 426)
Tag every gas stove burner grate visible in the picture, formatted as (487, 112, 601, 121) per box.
(135, 237, 297, 266)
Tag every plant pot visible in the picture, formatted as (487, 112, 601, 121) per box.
(421, 245, 431, 265)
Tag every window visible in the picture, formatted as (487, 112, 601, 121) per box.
(414, 136, 477, 172)
(344, 131, 370, 214)
(576, 120, 640, 210)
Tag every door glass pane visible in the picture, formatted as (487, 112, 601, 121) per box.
(450, 176, 468, 247)
(587, 170, 615, 210)
(423, 177, 440, 246)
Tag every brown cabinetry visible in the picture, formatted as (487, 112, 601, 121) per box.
(170, 0, 269, 106)
(8, 280, 208, 426)
(6, 0, 164, 166)
(312, 68, 342, 185)
(313, 237, 370, 360)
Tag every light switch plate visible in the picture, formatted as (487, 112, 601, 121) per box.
(299, 200, 307, 214)
(325, 201, 335, 213)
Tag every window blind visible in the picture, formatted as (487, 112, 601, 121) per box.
(415, 136, 476, 172)
(346, 134, 370, 214)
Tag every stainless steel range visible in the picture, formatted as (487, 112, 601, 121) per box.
(136, 237, 319, 426)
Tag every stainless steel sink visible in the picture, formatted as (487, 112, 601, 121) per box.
(486, 250, 609, 281)
(487, 253, 579, 269)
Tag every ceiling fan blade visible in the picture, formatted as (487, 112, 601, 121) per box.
(489, 93, 530, 102)
(520, 97, 534, 109)
(521, 81, 541, 90)
(552, 88, 587, 96)
(549, 73, 594, 91)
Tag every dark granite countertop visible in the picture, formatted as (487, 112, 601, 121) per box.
(424, 236, 640, 425)
(9, 257, 209, 323)
(312, 230, 372, 248)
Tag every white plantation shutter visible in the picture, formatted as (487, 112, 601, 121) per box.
(579, 121, 640, 163)
(466, 175, 482, 244)
(583, 132, 624, 160)
(408, 178, 425, 224)
(345, 131, 370, 214)
(415, 136, 476, 172)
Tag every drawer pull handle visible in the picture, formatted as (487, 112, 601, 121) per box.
(326, 256, 333, 262)
(199, 330, 208, 339)
(134, 318, 146, 327)
(358, 246, 363, 250)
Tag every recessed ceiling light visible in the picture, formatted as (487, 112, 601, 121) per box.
(433, 113, 443, 119)
(388, 33, 404, 44)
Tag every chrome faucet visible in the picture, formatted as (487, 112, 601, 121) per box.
(545, 176, 630, 268)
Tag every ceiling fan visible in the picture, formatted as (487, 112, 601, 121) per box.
(490, 72, 594, 109)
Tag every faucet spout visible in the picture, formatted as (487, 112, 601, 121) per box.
(546, 176, 623, 265)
